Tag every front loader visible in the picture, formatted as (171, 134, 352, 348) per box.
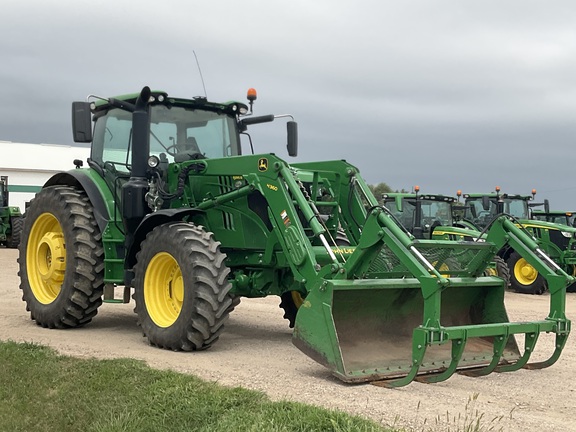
(18, 87, 572, 387)
(460, 188, 576, 294)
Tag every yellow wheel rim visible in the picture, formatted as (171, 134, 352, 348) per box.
(144, 252, 184, 328)
(431, 261, 453, 277)
(27, 213, 66, 305)
(514, 258, 538, 285)
(291, 291, 305, 309)
(484, 266, 497, 276)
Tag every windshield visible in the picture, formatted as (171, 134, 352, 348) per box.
(91, 105, 240, 172)
(384, 198, 452, 230)
(465, 197, 529, 227)
(533, 213, 575, 226)
(420, 200, 453, 226)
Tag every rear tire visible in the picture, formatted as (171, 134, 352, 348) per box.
(133, 222, 233, 351)
(18, 186, 105, 328)
(6, 216, 23, 248)
(507, 251, 547, 295)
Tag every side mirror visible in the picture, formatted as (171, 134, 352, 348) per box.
(287, 121, 298, 157)
(481, 196, 490, 211)
(72, 101, 93, 143)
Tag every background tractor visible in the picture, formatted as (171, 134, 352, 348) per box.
(458, 188, 576, 294)
(17, 86, 572, 387)
(532, 209, 576, 227)
(0, 176, 23, 248)
(381, 188, 509, 284)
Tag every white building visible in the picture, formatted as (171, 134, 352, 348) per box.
(0, 141, 91, 211)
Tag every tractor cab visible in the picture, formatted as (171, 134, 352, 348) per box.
(382, 188, 456, 239)
(463, 188, 533, 229)
(532, 210, 576, 227)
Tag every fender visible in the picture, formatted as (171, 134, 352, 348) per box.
(124, 208, 205, 269)
(44, 169, 114, 234)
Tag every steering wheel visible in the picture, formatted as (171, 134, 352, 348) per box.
(163, 144, 178, 156)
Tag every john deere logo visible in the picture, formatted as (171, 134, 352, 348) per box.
(258, 158, 268, 172)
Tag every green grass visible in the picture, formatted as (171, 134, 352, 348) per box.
(0, 341, 391, 432)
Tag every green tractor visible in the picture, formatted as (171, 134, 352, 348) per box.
(459, 188, 576, 294)
(0, 176, 23, 248)
(532, 210, 576, 227)
(18, 87, 572, 387)
(381, 187, 509, 283)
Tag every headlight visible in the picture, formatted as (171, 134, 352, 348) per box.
(561, 231, 573, 238)
(147, 155, 160, 168)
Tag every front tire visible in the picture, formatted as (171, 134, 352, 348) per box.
(18, 186, 105, 328)
(133, 222, 233, 351)
(507, 251, 547, 295)
(484, 256, 511, 287)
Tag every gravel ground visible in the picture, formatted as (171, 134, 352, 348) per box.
(1, 248, 574, 431)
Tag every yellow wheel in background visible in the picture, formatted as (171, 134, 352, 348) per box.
(513, 258, 538, 286)
(507, 251, 547, 295)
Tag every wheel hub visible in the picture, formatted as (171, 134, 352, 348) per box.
(515, 258, 537, 285)
(27, 213, 66, 305)
(37, 232, 66, 284)
(144, 252, 184, 328)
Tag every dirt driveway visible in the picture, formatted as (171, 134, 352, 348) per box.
(1, 248, 574, 431)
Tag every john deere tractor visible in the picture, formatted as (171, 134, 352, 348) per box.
(18, 87, 572, 387)
(381, 188, 510, 283)
(0, 176, 23, 248)
(459, 188, 576, 294)
(532, 210, 576, 227)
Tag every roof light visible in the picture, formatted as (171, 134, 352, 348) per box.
(414, 185, 420, 193)
(247, 88, 257, 102)
(456, 190, 462, 197)
(495, 186, 501, 192)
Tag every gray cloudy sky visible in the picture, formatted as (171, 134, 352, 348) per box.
(2, 1, 576, 208)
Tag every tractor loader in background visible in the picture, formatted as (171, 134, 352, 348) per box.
(458, 188, 576, 294)
(0, 176, 23, 248)
(381, 187, 510, 284)
(18, 86, 572, 387)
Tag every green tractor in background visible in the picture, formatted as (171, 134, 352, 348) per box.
(0, 176, 23, 248)
(17, 86, 572, 387)
(458, 187, 576, 294)
(381, 187, 509, 283)
(532, 209, 576, 227)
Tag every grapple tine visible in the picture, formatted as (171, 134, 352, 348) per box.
(371, 329, 428, 389)
(523, 333, 569, 370)
(495, 332, 539, 372)
(459, 334, 510, 377)
(415, 337, 467, 384)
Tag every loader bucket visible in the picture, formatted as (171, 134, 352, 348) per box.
(292, 276, 521, 385)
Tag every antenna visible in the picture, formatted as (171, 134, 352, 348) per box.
(193, 51, 208, 98)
